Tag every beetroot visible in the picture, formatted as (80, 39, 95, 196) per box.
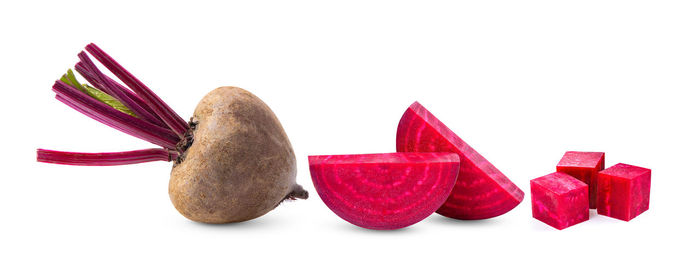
(530, 172, 589, 230)
(308, 152, 460, 230)
(36, 44, 307, 224)
(396, 102, 524, 220)
(597, 163, 651, 221)
(556, 151, 605, 209)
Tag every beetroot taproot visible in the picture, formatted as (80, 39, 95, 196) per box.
(396, 102, 524, 220)
(308, 152, 460, 230)
(169, 87, 307, 223)
(37, 44, 307, 224)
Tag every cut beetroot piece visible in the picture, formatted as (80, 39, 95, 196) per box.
(597, 163, 651, 221)
(396, 102, 524, 220)
(530, 172, 589, 230)
(556, 151, 605, 209)
(308, 152, 460, 230)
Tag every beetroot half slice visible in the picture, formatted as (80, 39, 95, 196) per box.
(396, 102, 524, 220)
(308, 152, 460, 230)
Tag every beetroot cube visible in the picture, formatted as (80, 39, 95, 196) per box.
(530, 172, 589, 230)
(556, 151, 605, 209)
(597, 163, 651, 221)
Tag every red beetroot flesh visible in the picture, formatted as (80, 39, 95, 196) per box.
(396, 102, 524, 220)
(530, 172, 589, 230)
(556, 151, 605, 209)
(597, 163, 651, 221)
(308, 152, 460, 230)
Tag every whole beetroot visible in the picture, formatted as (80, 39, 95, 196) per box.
(36, 44, 307, 224)
(170, 87, 307, 223)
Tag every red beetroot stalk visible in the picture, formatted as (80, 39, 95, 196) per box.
(37, 148, 170, 166)
(53, 80, 180, 149)
(85, 43, 189, 138)
(44, 96, 179, 164)
(75, 62, 162, 124)
(55, 95, 147, 143)
(77, 52, 167, 127)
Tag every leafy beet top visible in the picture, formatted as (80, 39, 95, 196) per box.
(37, 43, 189, 166)
(397, 102, 524, 220)
(308, 152, 460, 230)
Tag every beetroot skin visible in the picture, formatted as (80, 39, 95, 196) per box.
(531, 172, 589, 230)
(308, 152, 460, 230)
(37, 44, 307, 224)
(396, 102, 524, 220)
(170, 87, 306, 223)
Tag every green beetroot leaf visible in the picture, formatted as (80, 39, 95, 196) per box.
(60, 69, 137, 117)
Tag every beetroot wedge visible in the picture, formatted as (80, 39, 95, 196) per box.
(308, 152, 460, 230)
(396, 102, 524, 220)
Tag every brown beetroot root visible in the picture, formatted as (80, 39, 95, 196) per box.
(169, 86, 307, 224)
(37, 45, 308, 224)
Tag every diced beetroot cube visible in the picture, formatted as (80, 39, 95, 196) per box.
(530, 172, 589, 230)
(597, 163, 651, 221)
(556, 151, 605, 209)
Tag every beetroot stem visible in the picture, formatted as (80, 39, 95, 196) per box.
(53, 80, 180, 149)
(76, 52, 167, 128)
(37, 148, 171, 166)
(85, 43, 189, 138)
(55, 95, 143, 139)
(75, 62, 163, 125)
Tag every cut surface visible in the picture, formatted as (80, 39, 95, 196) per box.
(309, 152, 460, 230)
(597, 163, 651, 221)
(396, 102, 524, 220)
(531, 172, 589, 230)
(556, 151, 605, 209)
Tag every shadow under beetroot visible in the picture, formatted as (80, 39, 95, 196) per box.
(331, 214, 504, 232)
(332, 220, 420, 234)
(185, 213, 279, 229)
(426, 214, 503, 227)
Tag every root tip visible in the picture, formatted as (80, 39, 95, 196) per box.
(287, 184, 309, 200)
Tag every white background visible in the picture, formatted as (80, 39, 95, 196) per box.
(1, 1, 698, 265)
